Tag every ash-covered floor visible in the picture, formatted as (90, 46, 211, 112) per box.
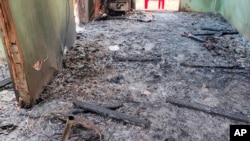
(1, 12, 250, 141)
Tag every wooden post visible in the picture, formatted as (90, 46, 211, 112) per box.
(74, 0, 95, 24)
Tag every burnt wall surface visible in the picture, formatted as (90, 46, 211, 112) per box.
(1, 0, 75, 107)
(181, 0, 250, 41)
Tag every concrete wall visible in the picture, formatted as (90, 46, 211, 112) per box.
(181, 0, 250, 41)
(0, 0, 76, 107)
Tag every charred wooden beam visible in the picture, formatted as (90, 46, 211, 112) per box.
(113, 56, 161, 62)
(0, 77, 12, 88)
(192, 32, 216, 36)
(166, 97, 250, 123)
(180, 62, 247, 70)
(182, 32, 206, 42)
(192, 31, 238, 37)
(214, 31, 239, 37)
(70, 103, 123, 114)
(73, 100, 151, 128)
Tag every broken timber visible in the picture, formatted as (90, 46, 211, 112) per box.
(182, 32, 206, 42)
(73, 100, 151, 128)
(192, 31, 238, 36)
(52, 113, 102, 139)
(166, 97, 250, 123)
(180, 62, 247, 70)
(70, 103, 123, 114)
(61, 116, 74, 141)
(113, 55, 161, 62)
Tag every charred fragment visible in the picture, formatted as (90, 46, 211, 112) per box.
(166, 97, 250, 123)
(0, 77, 11, 88)
(180, 62, 247, 70)
(73, 100, 151, 128)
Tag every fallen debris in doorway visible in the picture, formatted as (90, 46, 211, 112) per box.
(73, 100, 151, 128)
(0, 77, 12, 88)
(181, 32, 206, 42)
(182, 30, 246, 59)
(166, 97, 250, 123)
(52, 113, 102, 140)
(126, 11, 154, 22)
(106, 11, 154, 22)
(0, 124, 17, 135)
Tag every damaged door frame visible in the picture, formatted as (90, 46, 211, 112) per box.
(0, 0, 29, 107)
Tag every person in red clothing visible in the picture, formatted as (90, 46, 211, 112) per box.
(158, 0, 165, 9)
(145, 0, 165, 9)
(144, 0, 149, 9)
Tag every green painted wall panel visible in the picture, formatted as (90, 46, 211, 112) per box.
(181, 0, 218, 12)
(217, 0, 250, 40)
(7, 0, 76, 105)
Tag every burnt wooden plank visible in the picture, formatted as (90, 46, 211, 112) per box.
(166, 97, 250, 123)
(0, 77, 12, 88)
(73, 100, 151, 128)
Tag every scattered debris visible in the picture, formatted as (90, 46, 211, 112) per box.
(203, 36, 247, 58)
(1, 12, 250, 141)
(166, 97, 250, 123)
(0, 124, 18, 135)
(126, 11, 154, 22)
(73, 100, 151, 128)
